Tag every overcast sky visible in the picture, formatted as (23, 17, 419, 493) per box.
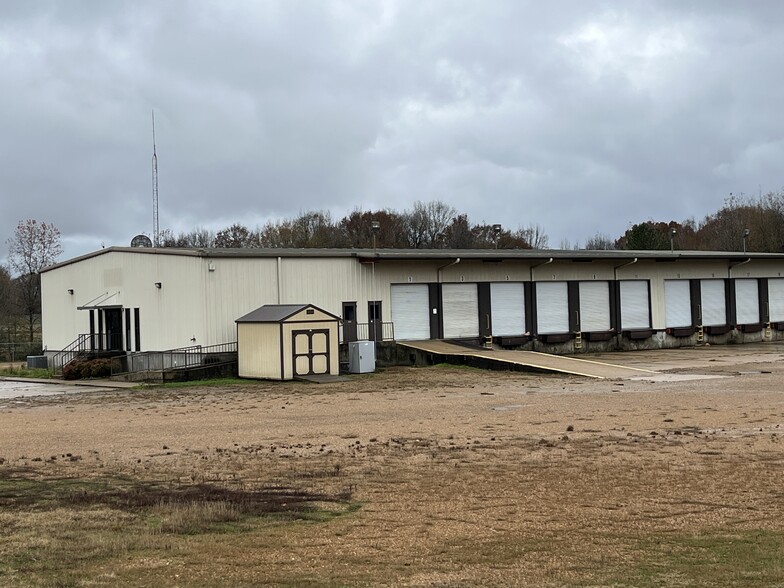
(1, 1, 783, 266)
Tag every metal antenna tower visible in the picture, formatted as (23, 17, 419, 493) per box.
(151, 110, 160, 247)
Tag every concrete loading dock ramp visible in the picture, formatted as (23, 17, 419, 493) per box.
(398, 340, 658, 379)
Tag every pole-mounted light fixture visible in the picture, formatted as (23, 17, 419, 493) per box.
(670, 228, 677, 253)
(743, 228, 750, 253)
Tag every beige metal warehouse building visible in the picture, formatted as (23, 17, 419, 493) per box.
(40, 247, 784, 365)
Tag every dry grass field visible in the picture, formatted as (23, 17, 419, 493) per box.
(1, 344, 784, 586)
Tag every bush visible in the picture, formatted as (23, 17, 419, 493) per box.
(63, 358, 112, 380)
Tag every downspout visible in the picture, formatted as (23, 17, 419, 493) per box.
(613, 257, 638, 280)
(529, 257, 554, 282)
(437, 257, 461, 283)
(276, 257, 282, 303)
(728, 257, 751, 278)
(612, 258, 638, 345)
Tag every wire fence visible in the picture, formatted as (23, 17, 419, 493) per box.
(0, 341, 43, 363)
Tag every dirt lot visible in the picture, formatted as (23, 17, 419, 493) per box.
(1, 344, 784, 586)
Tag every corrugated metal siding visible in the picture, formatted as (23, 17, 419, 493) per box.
(664, 280, 691, 328)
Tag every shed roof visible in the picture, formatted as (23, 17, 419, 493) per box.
(236, 304, 339, 324)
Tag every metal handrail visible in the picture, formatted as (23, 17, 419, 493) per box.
(116, 341, 238, 375)
(339, 321, 395, 344)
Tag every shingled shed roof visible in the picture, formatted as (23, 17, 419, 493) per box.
(235, 304, 340, 323)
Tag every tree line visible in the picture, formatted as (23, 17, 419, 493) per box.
(584, 191, 784, 252)
(160, 201, 549, 250)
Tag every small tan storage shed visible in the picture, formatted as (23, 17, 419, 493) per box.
(236, 304, 340, 380)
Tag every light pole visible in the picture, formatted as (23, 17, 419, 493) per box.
(371, 220, 380, 250)
(743, 228, 750, 253)
(670, 228, 677, 253)
(492, 224, 502, 249)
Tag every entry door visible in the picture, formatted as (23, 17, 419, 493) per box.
(103, 309, 123, 351)
(368, 301, 382, 341)
(292, 329, 330, 376)
(342, 302, 357, 343)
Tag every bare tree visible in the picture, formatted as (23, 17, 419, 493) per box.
(214, 224, 258, 248)
(584, 233, 616, 250)
(7, 219, 63, 340)
(403, 201, 456, 248)
(518, 223, 549, 249)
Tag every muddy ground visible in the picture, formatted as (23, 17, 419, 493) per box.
(1, 344, 784, 586)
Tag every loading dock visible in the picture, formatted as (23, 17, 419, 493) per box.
(398, 340, 656, 379)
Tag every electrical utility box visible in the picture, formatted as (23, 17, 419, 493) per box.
(348, 341, 376, 374)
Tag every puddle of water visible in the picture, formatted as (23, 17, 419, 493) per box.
(627, 374, 729, 383)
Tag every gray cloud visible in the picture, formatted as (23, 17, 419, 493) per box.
(1, 1, 783, 264)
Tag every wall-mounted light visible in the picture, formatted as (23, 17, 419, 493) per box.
(67, 289, 74, 295)
(154, 282, 162, 289)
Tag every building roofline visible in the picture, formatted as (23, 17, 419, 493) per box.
(41, 245, 784, 273)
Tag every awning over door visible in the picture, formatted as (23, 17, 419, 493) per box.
(490, 282, 526, 336)
(735, 279, 759, 324)
(620, 280, 650, 329)
(664, 280, 691, 328)
(391, 284, 431, 340)
(536, 282, 569, 334)
(700, 279, 726, 326)
(579, 281, 610, 332)
(442, 283, 479, 338)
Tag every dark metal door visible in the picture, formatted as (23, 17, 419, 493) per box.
(292, 329, 330, 376)
(368, 301, 382, 341)
(103, 309, 123, 351)
(342, 302, 357, 343)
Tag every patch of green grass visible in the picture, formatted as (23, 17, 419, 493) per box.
(0, 366, 54, 378)
(595, 530, 784, 587)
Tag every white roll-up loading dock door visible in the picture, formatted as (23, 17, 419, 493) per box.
(735, 279, 759, 324)
(391, 284, 431, 340)
(490, 282, 526, 336)
(700, 280, 726, 326)
(664, 280, 692, 327)
(620, 280, 650, 329)
(442, 283, 479, 338)
(579, 281, 610, 331)
(536, 282, 569, 334)
(769, 279, 784, 322)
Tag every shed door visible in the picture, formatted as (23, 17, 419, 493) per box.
(620, 280, 650, 329)
(442, 283, 479, 338)
(490, 282, 526, 336)
(664, 280, 692, 328)
(579, 281, 610, 332)
(391, 284, 431, 340)
(292, 329, 330, 376)
(700, 279, 726, 326)
(536, 282, 569, 334)
(735, 279, 759, 325)
(769, 279, 784, 322)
